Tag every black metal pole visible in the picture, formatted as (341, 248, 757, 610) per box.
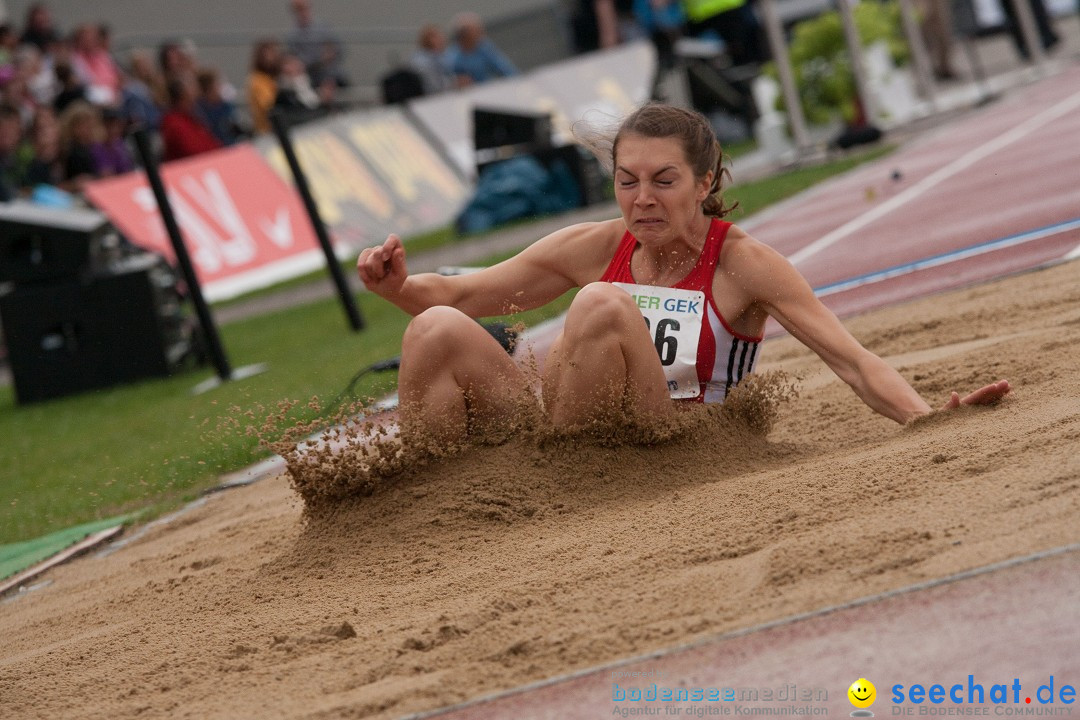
(270, 111, 365, 331)
(132, 129, 233, 381)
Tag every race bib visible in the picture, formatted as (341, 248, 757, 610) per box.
(613, 282, 704, 399)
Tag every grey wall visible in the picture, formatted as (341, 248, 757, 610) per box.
(2, 0, 574, 98)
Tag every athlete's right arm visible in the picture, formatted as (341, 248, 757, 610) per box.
(356, 221, 620, 318)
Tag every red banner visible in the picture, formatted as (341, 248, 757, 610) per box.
(84, 145, 325, 301)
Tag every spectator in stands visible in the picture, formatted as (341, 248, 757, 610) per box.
(58, 100, 102, 190)
(158, 39, 195, 84)
(196, 67, 239, 145)
(446, 12, 518, 84)
(682, 0, 766, 67)
(51, 61, 85, 114)
(91, 106, 133, 176)
(247, 39, 281, 135)
(286, 0, 346, 88)
(274, 51, 331, 123)
(70, 22, 121, 105)
(0, 23, 18, 66)
(17, 43, 58, 107)
(0, 103, 22, 201)
(409, 24, 456, 94)
(20, 105, 64, 190)
(1001, 0, 1059, 59)
(120, 50, 164, 130)
(160, 74, 221, 161)
(20, 3, 60, 52)
(0, 53, 37, 126)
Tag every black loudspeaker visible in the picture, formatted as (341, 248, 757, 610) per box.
(0, 254, 195, 404)
(0, 203, 113, 283)
(473, 107, 553, 150)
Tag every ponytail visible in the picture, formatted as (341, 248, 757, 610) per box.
(702, 140, 737, 219)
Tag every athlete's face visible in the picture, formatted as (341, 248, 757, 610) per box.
(614, 133, 712, 249)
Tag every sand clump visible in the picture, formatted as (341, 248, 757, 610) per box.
(0, 260, 1078, 719)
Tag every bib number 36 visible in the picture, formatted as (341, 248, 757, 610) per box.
(643, 317, 679, 366)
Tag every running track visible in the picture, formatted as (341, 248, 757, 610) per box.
(422, 64, 1080, 719)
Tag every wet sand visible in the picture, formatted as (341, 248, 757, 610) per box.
(1, 259, 1078, 719)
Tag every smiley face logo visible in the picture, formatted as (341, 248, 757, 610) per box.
(848, 678, 877, 709)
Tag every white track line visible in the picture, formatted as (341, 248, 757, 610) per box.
(787, 88, 1080, 266)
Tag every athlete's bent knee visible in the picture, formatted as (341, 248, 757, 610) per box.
(564, 282, 640, 338)
(402, 306, 473, 358)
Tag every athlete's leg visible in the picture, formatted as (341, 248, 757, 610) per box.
(542, 282, 672, 427)
(398, 306, 532, 443)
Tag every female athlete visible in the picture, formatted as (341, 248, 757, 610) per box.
(356, 104, 1010, 441)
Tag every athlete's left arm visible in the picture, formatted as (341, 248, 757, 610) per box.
(729, 235, 1010, 424)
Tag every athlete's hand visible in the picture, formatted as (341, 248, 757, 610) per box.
(357, 234, 408, 297)
(940, 379, 1011, 411)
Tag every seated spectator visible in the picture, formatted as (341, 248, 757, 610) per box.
(0, 24, 18, 67)
(120, 50, 164, 130)
(0, 103, 24, 201)
(20, 3, 61, 53)
(286, 0, 346, 88)
(20, 105, 64, 190)
(70, 22, 121, 105)
(409, 24, 456, 94)
(158, 39, 195, 83)
(160, 75, 221, 161)
(0, 59, 37, 127)
(91, 106, 134, 176)
(16, 44, 58, 107)
(196, 67, 239, 145)
(58, 101, 102, 191)
(274, 52, 331, 125)
(247, 39, 281, 135)
(446, 12, 518, 85)
(52, 61, 86, 114)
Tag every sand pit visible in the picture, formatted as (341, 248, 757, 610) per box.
(2, 259, 1079, 719)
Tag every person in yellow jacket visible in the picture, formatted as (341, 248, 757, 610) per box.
(682, 0, 766, 66)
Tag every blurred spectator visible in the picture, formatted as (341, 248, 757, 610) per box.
(58, 100, 101, 190)
(17, 44, 58, 107)
(247, 39, 280, 134)
(196, 67, 239, 145)
(274, 51, 332, 124)
(1, 54, 37, 125)
(158, 38, 195, 83)
(51, 61, 85, 114)
(1001, 0, 1059, 59)
(160, 74, 221, 161)
(409, 24, 456, 94)
(70, 22, 121, 105)
(634, 0, 685, 70)
(915, 0, 956, 80)
(20, 105, 64, 189)
(92, 106, 133, 175)
(286, 0, 346, 88)
(446, 12, 518, 84)
(597, 0, 647, 48)
(20, 3, 60, 52)
(0, 103, 21, 200)
(121, 50, 164, 130)
(682, 0, 766, 66)
(0, 23, 17, 65)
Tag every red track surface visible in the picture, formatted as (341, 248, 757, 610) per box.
(442, 65, 1080, 720)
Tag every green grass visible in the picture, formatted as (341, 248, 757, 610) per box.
(0, 142, 893, 546)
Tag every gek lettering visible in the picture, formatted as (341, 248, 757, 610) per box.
(631, 294, 701, 314)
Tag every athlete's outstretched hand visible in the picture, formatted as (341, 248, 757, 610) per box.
(940, 379, 1011, 411)
(357, 234, 408, 297)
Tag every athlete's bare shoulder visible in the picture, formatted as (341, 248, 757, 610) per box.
(526, 217, 627, 285)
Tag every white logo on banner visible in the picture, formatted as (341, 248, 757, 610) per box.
(132, 169, 292, 272)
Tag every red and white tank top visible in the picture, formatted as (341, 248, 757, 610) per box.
(599, 217, 763, 403)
